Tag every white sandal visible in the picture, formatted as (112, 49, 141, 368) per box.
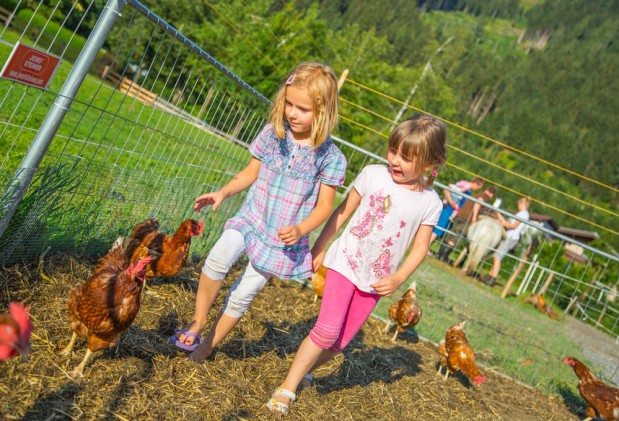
(266, 388, 297, 414)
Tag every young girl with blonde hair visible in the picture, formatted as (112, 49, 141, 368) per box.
(170, 62, 347, 361)
(266, 114, 447, 414)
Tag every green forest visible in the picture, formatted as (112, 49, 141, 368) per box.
(5, 0, 619, 249)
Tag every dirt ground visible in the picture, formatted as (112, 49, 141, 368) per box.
(0, 254, 584, 420)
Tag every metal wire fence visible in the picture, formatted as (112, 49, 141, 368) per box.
(0, 0, 274, 262)
(0, 0, 616, 392)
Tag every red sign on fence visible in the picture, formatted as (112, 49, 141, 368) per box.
(0, 42, 61, 89)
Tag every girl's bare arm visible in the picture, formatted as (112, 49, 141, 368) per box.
(194, 158, 261, 211)
(218, 157, 262, 197)
(371, 224, 433, 296)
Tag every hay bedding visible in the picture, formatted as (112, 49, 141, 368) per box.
(0, 254, 579, 420)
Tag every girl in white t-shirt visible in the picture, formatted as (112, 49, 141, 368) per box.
(266, 115, 447, 414)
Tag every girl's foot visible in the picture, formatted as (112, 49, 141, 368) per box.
(266, 388, 296, 414)
(169, 321, 205, 351)
(189, 342, 212, 363)
(169, 329, 202, 351)
(175, 320, 204, 347)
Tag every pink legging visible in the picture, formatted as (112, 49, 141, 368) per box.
(309, 269, 381, 353)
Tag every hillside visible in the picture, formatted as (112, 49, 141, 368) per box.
(6, 0, 616, 244)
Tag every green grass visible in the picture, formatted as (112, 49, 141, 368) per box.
(373, 257, 611, 396)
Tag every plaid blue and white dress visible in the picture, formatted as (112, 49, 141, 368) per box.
(225, 123, 347, 280)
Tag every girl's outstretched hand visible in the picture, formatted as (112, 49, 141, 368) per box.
(370, 275, 402, 297)
(278, 225, 301, 245)
(194, 191, 226, 212)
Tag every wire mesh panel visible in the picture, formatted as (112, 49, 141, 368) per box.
(0, 0, 270, 262)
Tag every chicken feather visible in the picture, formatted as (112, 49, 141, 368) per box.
(564, 356, 619, 421)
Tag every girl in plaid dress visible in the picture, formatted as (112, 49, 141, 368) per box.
(169, 63, 347, 362)
(266, 115, 447, 414)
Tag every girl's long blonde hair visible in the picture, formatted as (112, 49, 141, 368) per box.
(269, 62, 339, 147)
(388, 115, 448, 188)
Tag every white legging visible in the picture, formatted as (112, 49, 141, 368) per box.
(202, 229, 272, 318)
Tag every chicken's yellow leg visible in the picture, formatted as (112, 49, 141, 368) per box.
(60, 332, 77, 356)
(70, 349, 93, 378)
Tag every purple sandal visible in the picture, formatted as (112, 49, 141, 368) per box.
(169, 329, 202, 351)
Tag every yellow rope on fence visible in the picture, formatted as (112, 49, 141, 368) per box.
(446, 162, 619, 237)
(448, 144, 618, 218)
(345, 78, 619, 193)
(339, 98, 397, 125)
(339, 99, 619, 218)
(339, 110, 618, 237)
(338, 115, 388, 138)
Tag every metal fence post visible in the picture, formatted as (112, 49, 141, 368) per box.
(0, 0, 127, 239)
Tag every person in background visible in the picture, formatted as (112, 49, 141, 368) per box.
(435, 186, 497, 263)
(265, 114, 446, 414)
(169, 62, 347, 361)
(428, 177, 484, 255)
(481, 197, 531, 286)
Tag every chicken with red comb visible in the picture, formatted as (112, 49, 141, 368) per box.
(0, 302, 33, 361)
(62, 239, 154, 378)
(564, 356, 619, 421)
(127, 218, 204, 280)
(436, 321, 487, 386)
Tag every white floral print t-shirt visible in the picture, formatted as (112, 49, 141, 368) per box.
(323, 165, 442, 293)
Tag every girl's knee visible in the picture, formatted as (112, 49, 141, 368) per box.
(309, 322, 341, 350)
(223, 288, 255, 319)
(202, 254, 231, 280)
(201, 264, 226, 281)
(201, 229, 245, 279)
(222, 304, 246, 319)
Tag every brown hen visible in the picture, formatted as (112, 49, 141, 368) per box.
(310, 265, 328, 303)
(128, 218, 203, 279)
(384, 280, 421, 342)
(61, 239, 153, 378)
(524, 294, 559, 320)
(564, 356, 619, 421)
(436, 321, 487, 386)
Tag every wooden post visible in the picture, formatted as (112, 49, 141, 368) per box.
(571, 286, 591, 316)
(197, 88, 215, 122)
(596, 304, 607, 327)
(501, 244, 532, 298)
(231, 117, 246, 138)
(337, 69, 349, 92)
(539, 272, 555, 295)
(501, 259, 525, 298)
